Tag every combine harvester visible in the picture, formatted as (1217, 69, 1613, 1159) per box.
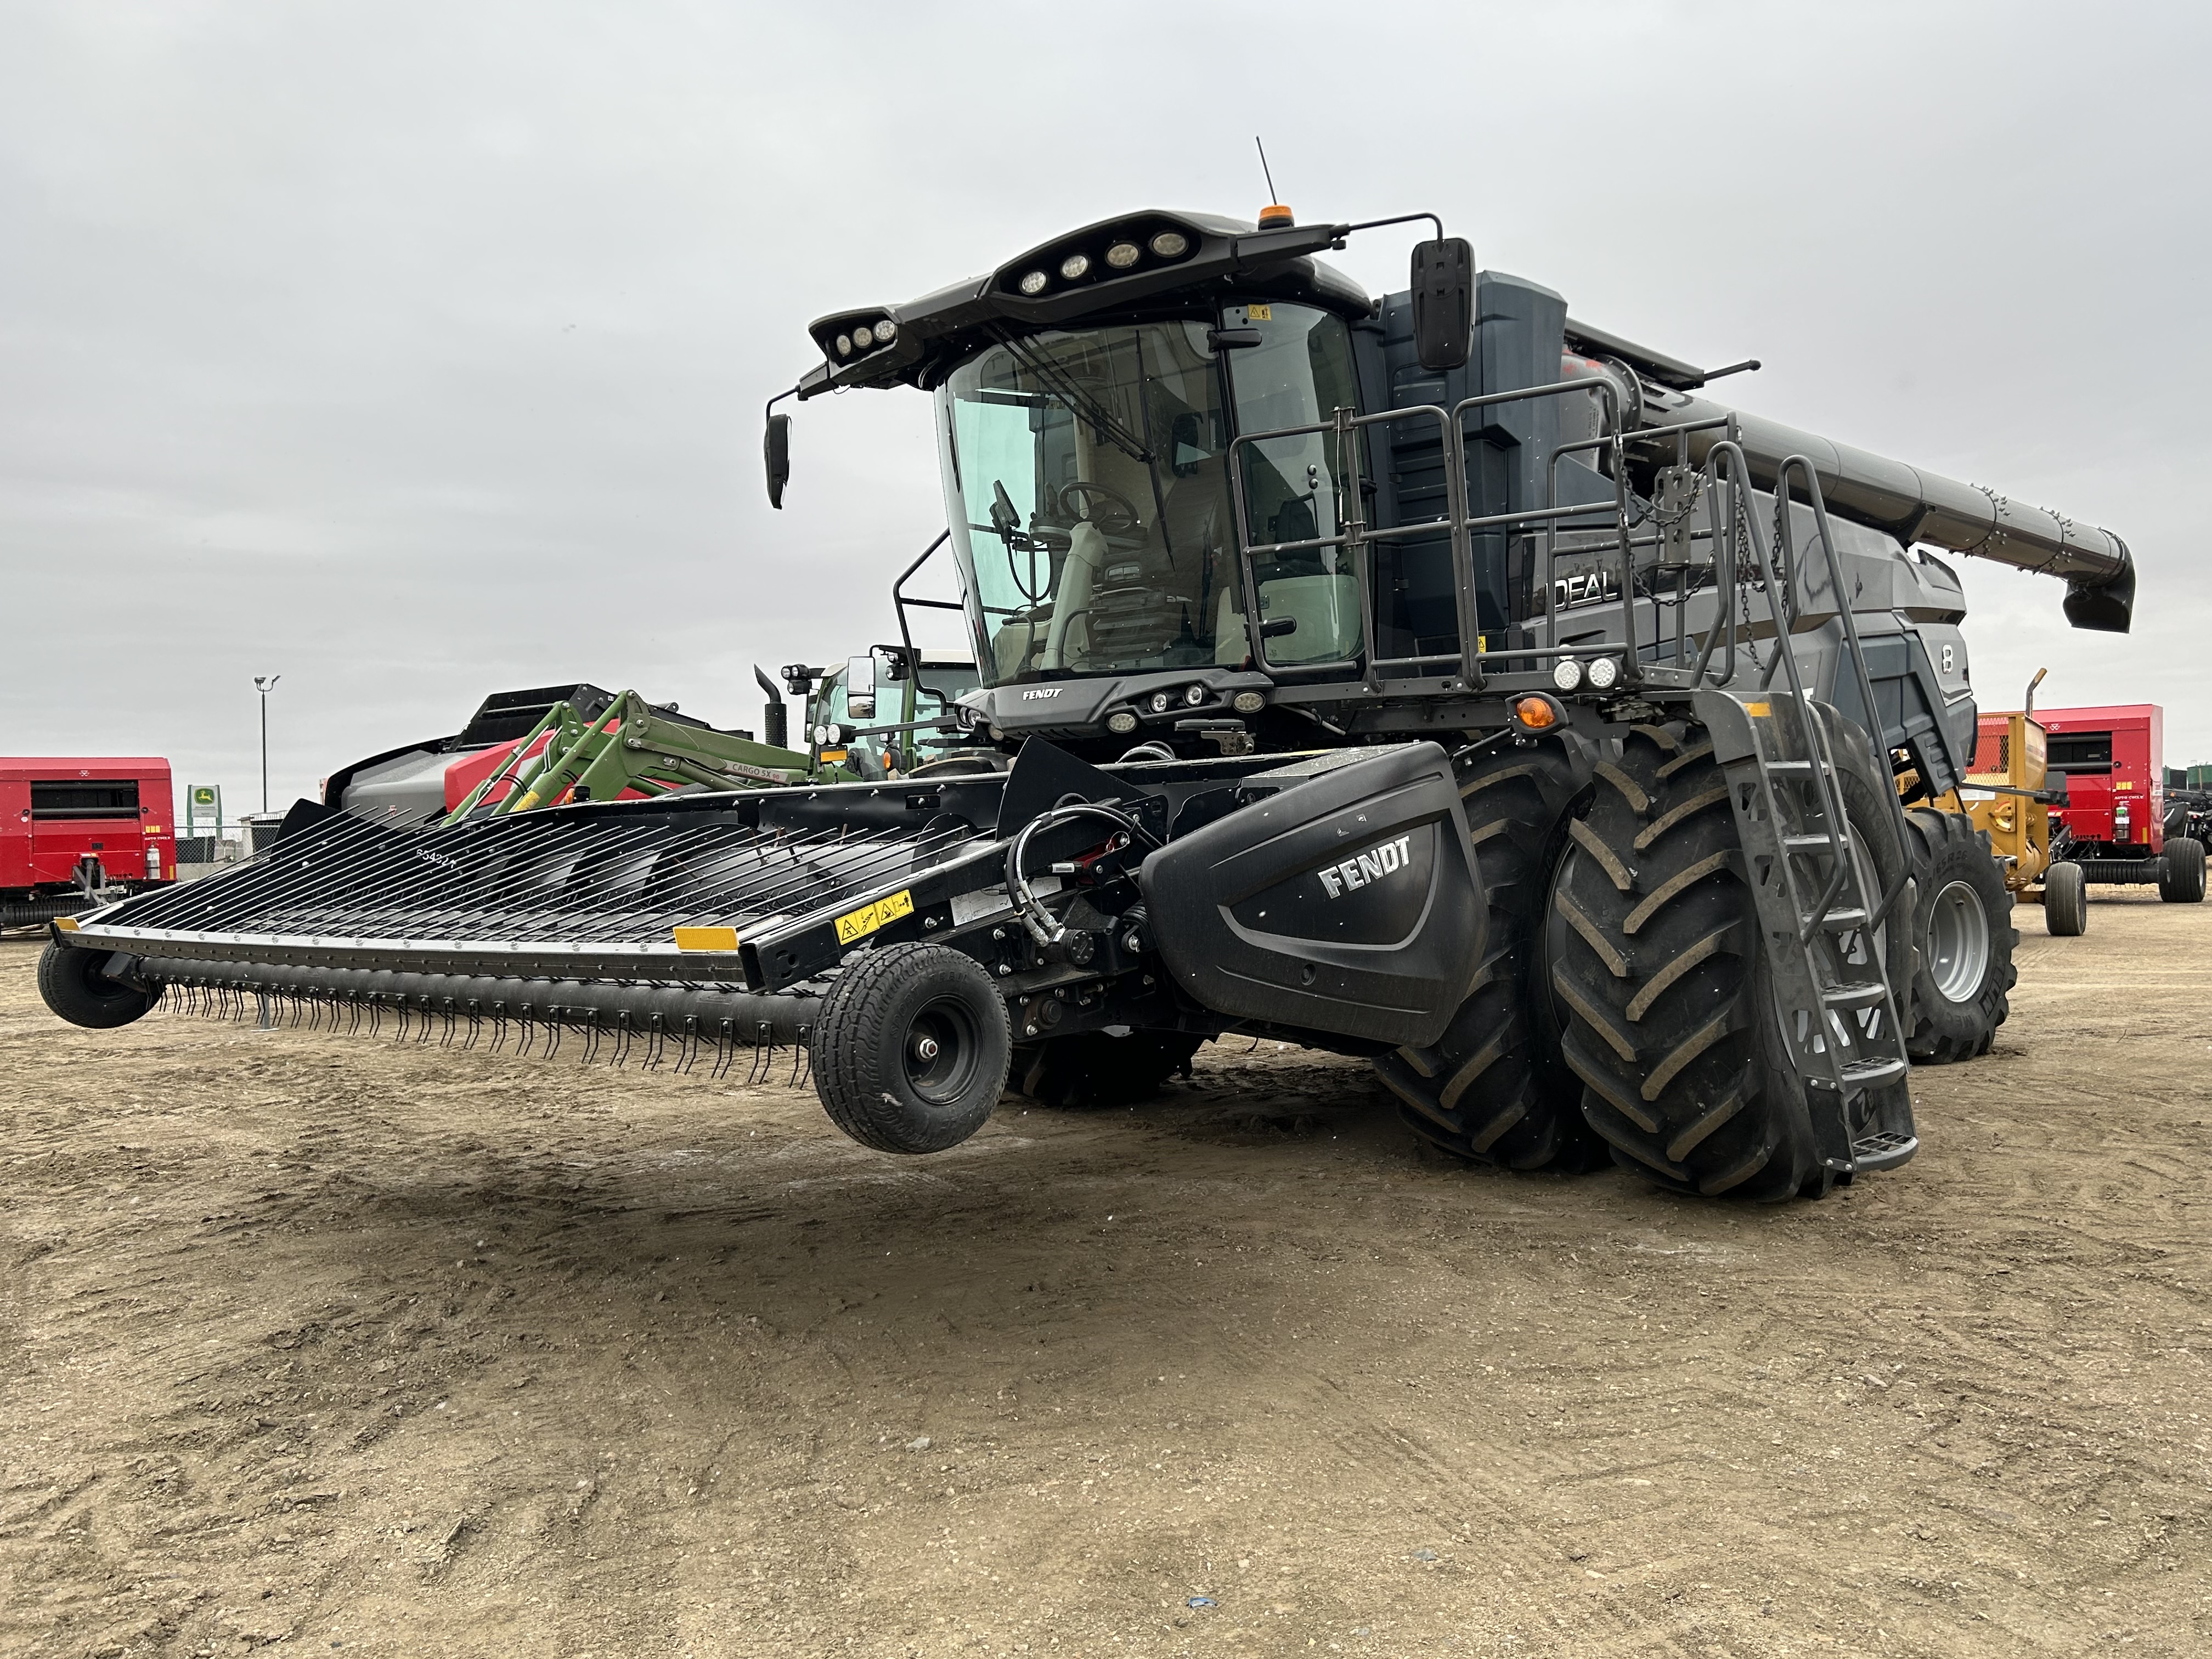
(44, 205, 2137, 1200)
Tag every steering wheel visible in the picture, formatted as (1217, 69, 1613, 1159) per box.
(1057, 481, 1142, 537)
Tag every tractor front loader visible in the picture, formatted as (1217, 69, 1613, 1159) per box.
(44, 206, 2136, 1203)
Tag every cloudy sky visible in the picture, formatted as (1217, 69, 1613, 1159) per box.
(4, 0, 2207, 811)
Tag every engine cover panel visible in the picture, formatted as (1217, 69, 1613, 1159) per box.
(1138, 742, 1484, 1047)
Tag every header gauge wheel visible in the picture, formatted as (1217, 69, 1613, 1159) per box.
(811, 943, 1011, 1154)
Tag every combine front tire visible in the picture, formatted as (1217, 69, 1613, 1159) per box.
(1904, 808, 2017, 1064)
(38, 941, 161, 1029)
(1374, 735, 1606, 1172)
(2159, 837, 2206, 904)
(1012, 1030, 1203, 1108)
(810, 943, 1011, 1154)
(1548, 714, 1912, 1201)
(2044, 862, 2088, 936)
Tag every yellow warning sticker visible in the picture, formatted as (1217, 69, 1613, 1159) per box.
(54, 916, 80, 932)
(673, 926, 741, 952)
(1743, 701, 1771, 717)
(835, 888, 915, 945)
(1246, 303, 1272, 320)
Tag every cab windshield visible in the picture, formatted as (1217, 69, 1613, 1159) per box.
(938, 304, 1362, 686)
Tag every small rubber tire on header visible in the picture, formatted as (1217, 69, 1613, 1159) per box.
(2044, 861, 2089, 936)
(1012, 1030, 1203, 1109)
(38, 941, 161, 1029)
(811, 942, 1011, 1154)
(2158, 837, 2205, 904)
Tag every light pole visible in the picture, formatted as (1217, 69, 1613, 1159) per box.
(254, 675, 281, 812)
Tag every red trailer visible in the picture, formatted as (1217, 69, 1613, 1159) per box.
(2031, 704, 2205, 901)
(1, 758, 177, 928)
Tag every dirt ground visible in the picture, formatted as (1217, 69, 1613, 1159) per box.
(3, 890, 2209, 1658)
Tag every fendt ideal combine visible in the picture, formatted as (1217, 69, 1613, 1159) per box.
(42, 205, 2136, 1201)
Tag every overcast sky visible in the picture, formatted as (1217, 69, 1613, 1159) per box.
(4, 0, 2208, 812)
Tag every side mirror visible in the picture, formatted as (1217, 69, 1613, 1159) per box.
(1410, 237, 1475, 372)
(764, 413, 791, 509)
(844, 653, 878, 721)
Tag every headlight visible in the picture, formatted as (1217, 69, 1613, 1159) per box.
(1148, 230, 1188, 258)
(1107, 710, 1138, 736)
(834, 334, 852, 357)
(1587, 656, 1621, 691)
(1552, 659, 1584, 692)
(811, 724, 828, 745)
(873, 318, 897, 343)
(1149, 690, 1172, 714)
(1183, 684, 1206, 707)
(1232, 690, 1265, 714)
(1105, 241, 1141, 269)
(1018, 270, 1049, 296)
(1060, 253, 1091, 280)
(851, 324, 874, 348)
(825, 723, 843, 745)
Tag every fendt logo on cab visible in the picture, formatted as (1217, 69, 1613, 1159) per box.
(1316, 834, 1414, 900)
(1018, 687, 1062, 701)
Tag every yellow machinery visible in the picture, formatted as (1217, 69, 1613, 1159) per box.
(1919, 668, 2086, 935)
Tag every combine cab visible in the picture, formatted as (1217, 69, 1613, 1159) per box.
(46, 205, 2141, 1202)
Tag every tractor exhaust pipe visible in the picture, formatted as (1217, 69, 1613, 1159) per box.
(754, 664, 789, 751)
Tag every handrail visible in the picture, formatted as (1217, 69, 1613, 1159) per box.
(1771, 455, 1916, 929)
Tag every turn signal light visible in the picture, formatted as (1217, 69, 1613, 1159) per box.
(1513, 695, 1560, 732)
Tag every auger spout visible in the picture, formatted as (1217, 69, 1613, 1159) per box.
(1643, 387, 2134, 631)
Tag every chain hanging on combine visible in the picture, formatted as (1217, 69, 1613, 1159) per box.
(44, 203, 2138, 1204)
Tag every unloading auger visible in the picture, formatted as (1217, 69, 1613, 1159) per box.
(46, 202, 2137, 1202)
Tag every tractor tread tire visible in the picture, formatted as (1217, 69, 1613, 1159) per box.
(1012, 1030, 1203, 1109)
(2159, 837, 2206, 904)
(1549, 711, 1913, 1202)
(810, 943, 1011, 1155)
(38, 941, 161, 1029)
(1904, 808, 2018, 1064)
(1376, 736, 1607, 1173)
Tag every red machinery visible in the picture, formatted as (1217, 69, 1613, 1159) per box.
(2, 758, 177, 928)
(2025, 703, 2205, 900)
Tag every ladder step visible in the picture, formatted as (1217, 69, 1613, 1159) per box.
(1850, 1130, 1918, 1172)
(1812, 907, 1869, 929)
(1764, 760, 1814, 772)
(1820, 982, 1887, 1008)
(1839, 1057, 1908, 1090)
(1784, 833, 1847, 850)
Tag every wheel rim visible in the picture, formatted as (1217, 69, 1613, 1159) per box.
(903, 996, 982, 1105)
(1925, 877, 1990, 1004)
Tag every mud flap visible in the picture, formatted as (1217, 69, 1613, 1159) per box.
(1137, 743, 1485, 1048)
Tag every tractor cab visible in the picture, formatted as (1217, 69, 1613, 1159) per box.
(792, 648, 983, 776)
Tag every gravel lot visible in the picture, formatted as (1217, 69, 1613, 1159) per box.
(3, 889, 2208, 1656)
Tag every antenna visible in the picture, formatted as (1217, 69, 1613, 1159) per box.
(1254, 136, 1279, 204)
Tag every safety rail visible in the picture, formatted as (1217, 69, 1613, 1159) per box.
(1226, 376, 1750, 695)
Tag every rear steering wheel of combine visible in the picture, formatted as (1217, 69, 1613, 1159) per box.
(2159, 837, 2207, 904)
(1373, 732, 1608, 1173)
(38, 941, 161, 1029)
(1013, 1029, 1203, 1109)
(1547, 707, 1914, 1201)
(810, 943, 1012, 1154)
(1903, 808, 2018, 1064)
(2043, 861, 2089, 936)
